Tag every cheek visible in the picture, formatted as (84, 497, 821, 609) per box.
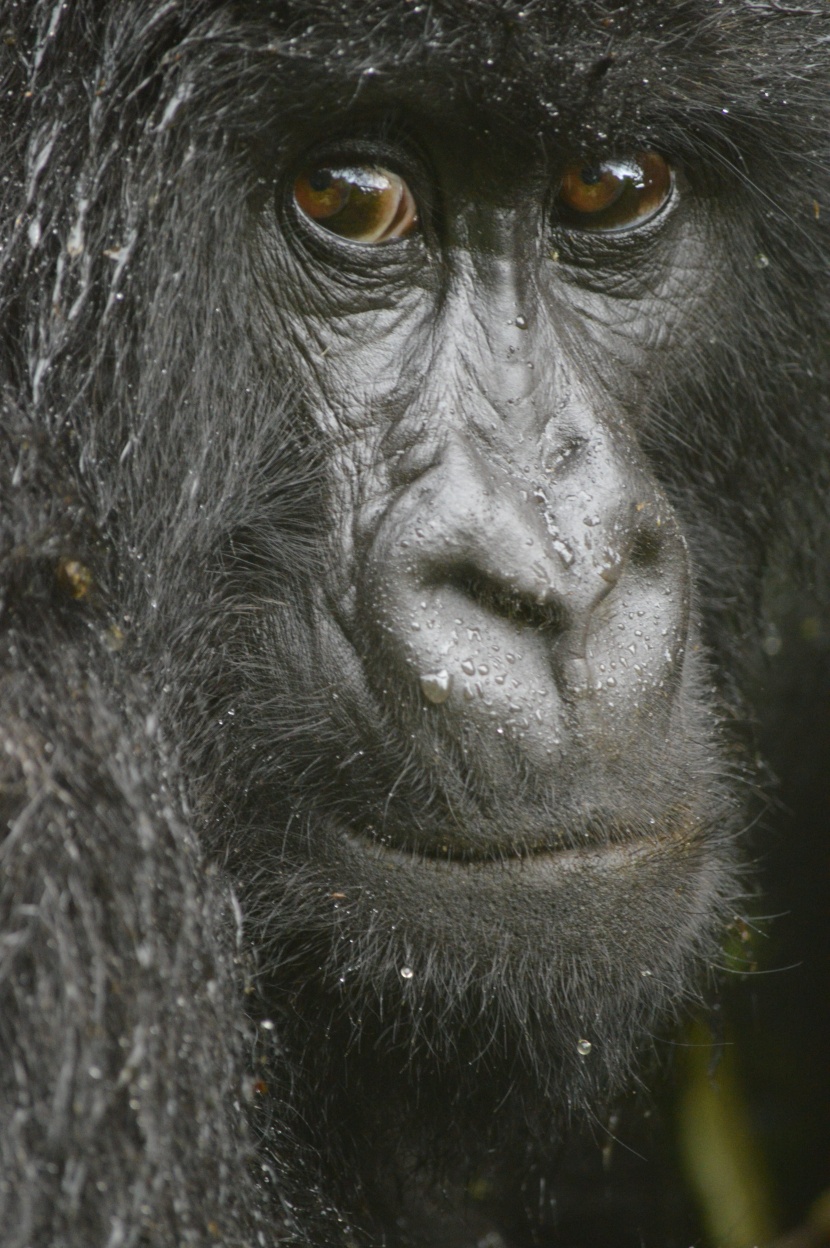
(250, 254, 432, 435)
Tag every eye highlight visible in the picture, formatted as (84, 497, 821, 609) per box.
(555, 152, 672, 231)
(293, 164, 418, 243)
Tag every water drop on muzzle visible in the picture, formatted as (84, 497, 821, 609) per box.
(419, 670, 451, 703)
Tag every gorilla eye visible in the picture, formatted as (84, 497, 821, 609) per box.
(555, 152, 672, 230)
(293, 164, 418, 243)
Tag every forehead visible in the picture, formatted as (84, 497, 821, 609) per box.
(231, 0, 699, 151)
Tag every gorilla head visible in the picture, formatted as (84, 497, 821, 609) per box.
(2, 0, 828, 1243)
(197, 2, 755, 1099)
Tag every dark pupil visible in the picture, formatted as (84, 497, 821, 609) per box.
(580, 166, 602, 185)
(309, 169, 333, 192)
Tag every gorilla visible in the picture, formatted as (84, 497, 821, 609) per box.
(0, 1, 828, 1245)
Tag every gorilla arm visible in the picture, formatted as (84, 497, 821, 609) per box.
(0, 410, 312, 1245)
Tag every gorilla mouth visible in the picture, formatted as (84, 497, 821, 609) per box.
(345, 809, 701, 866)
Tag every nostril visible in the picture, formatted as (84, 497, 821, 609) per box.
(629, 524, 664, 570)
(442, 563, 569, 634)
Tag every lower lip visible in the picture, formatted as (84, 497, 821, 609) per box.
(327, 822, 718, 959)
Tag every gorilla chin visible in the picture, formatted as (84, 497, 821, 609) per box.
(259, 788, 739, 1132)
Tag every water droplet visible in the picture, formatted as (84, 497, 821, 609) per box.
(400, 966, 414, 980)
(420, 670, 451, 704)
(515, 314, 527, 329)
(577, 1038, 592, 1056)
(461, 658, 476, 676)
(552, 537, 574, 567)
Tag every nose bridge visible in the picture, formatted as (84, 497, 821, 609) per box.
(445, 216, 545, 424)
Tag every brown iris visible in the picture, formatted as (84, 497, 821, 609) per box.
(556, 152, 672, 230)
(293, 164, 418, 243)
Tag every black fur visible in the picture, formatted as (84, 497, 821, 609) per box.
(1, 2, 828, 1245)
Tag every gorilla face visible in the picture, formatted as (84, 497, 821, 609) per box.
(189, 3, 745, 1114)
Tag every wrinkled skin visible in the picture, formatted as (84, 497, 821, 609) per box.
(0, 1, 828, 1246)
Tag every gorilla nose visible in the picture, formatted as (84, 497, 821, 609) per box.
(358, 437, 690, 769)
(408, 457, 575, 624)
